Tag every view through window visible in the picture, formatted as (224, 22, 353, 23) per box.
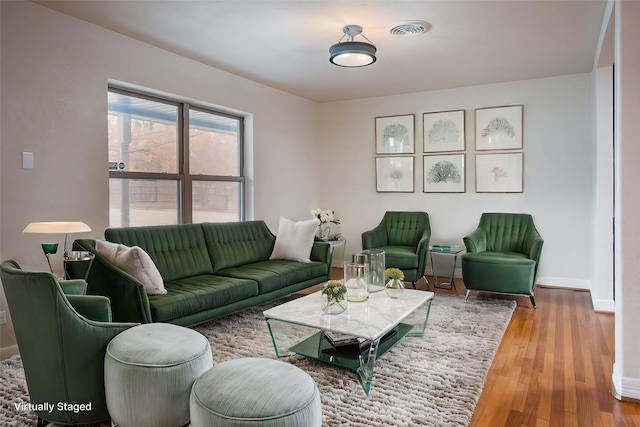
(108, 87, 244, 227)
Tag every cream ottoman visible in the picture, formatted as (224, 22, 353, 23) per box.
(105, 323, 213, 427)
(190, 358, 321, 427)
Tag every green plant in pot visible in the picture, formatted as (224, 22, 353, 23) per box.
(321, 280, 348, 314)
(384, 268, 405, 298)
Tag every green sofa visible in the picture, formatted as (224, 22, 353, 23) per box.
(74, 221, 332, 326)
(461, 213, 543, 308)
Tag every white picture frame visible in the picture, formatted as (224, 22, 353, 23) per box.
(423, 110, 465, 153)
(375, 114, 415, 154)
(423, 154, 465, 193)
(475, 152, 523, 193)
(376, 156, 415, 193)
(475, 105, 523, 150)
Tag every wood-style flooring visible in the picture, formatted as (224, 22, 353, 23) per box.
(321, 268, 640, 426)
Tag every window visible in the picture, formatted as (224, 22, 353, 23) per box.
(108, 87, 244, 227)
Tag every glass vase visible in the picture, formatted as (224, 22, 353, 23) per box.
(321, 292, 348, 314)
(317, 223, 330, 240)
(385, 278, 405, 298)
(344, 261, 369, 302)
(363, 249, 385, 293)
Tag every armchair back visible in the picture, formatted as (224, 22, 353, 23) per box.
(384, 211, 431, 247)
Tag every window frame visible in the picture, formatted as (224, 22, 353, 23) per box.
(108, 86, 245, 225)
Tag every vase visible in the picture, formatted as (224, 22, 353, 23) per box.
(363, 249, 385, 293)
(321, 285, 348, 314)
(317, 223, 330, 240)
(344, 261, 369, 302)
(385, 278, 405, 298)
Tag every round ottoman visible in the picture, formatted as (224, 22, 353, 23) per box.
(190, 358, 321, 427)
(105, 323, 213, 427)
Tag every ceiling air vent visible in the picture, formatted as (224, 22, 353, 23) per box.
(388, 21, 431, 36)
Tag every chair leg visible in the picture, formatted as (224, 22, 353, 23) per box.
(464, 289, 470, 302)
(530, 295, 537, 309)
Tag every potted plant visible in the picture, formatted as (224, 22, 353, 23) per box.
(321, 280, 348, 314)
(311, 208, 341, 240)
(384, 268, 405, 298)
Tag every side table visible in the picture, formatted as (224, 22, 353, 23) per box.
(64, 250, 95, 281)
(428, 245, 464, 291)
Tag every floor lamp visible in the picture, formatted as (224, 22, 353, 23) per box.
(23, 221, 92, 276)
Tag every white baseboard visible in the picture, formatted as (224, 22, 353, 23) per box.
(537, 276, 591, 290)
(592, 298, 615, 313)
(0, 345, 19, 360)
(612, 363, 640, 400)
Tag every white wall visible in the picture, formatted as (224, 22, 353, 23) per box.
(318, 74, 594, 287)
(0, 1, 320, 355)
(613, 0, 640, 401)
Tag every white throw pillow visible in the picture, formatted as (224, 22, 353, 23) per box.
(96, 240, 167, 295)
(269, 217, 319, 263)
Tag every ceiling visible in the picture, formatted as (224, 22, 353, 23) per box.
(33, 0, 607, 103)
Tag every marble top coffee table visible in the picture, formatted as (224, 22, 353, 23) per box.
(263, 289, 434, 398)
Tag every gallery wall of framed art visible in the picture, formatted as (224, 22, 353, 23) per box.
(372, 105, 524, 194)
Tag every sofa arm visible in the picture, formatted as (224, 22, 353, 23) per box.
(523, 229, 544, 264)
(362, 223, 388, 249)
(59, 279, 87, 295)
(74, 239, 153, 324)
(67, 295, 113, 322)
(310, 241, 332, 270)
(463, 228, 487, 253)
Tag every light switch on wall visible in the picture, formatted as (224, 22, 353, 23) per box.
(22, 152, 34, 169)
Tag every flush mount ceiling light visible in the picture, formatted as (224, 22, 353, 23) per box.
(329, 25, 377, 67)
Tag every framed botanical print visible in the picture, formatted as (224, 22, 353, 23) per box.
(375, 114, 415, 154)
(475, 152, 523, 193)
(475, 105, 523, 150)
(423, 110, 465, 153)
(375, 156, 415, 193)
(423, 154, 465, 193)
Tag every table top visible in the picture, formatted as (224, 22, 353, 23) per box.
(263, 289, 434, 341)
(429, 244, 464, 254)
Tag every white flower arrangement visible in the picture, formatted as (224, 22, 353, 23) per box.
(311, 208, 341, 225)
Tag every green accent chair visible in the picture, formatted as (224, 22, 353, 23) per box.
(361, 211, 431, 288)
(461, 213, 544, 308)
(0, 260, 138, 426)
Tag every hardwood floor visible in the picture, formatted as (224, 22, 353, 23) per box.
(324, 268, 640, 426)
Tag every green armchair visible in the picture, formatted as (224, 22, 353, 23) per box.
(461, 213, 543, 308)
(0, 260, 138, 426)
(362, 211, 431, 288)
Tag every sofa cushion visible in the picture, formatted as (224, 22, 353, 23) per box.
(269, 217, 319, 263)
(105, 224, 213, 282)
(377, 245, 419, 270)
(217, 260, 328, 294)
(96, 240, 167, 295)
(148, 275, 259, 322)
(202, 221, 275, 273)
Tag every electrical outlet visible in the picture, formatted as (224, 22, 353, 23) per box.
(0, 310, 7, 325)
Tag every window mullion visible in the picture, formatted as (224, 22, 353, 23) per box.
(182, 103, 192, 224)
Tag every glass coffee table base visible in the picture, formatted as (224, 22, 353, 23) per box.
(287, 323, 414, 397)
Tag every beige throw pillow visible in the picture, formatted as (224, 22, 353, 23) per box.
(269, 217, 319, 263)
(96, 240, 167, 295)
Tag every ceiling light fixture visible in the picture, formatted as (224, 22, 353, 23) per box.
(329, 25, 376, 68)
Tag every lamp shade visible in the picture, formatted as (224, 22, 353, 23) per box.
(23, 222, 91, 234)
(329, 25, 377, 68)
(329, 41, 377, 67)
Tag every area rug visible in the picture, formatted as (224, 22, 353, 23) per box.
(0, 293, 515, 427)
